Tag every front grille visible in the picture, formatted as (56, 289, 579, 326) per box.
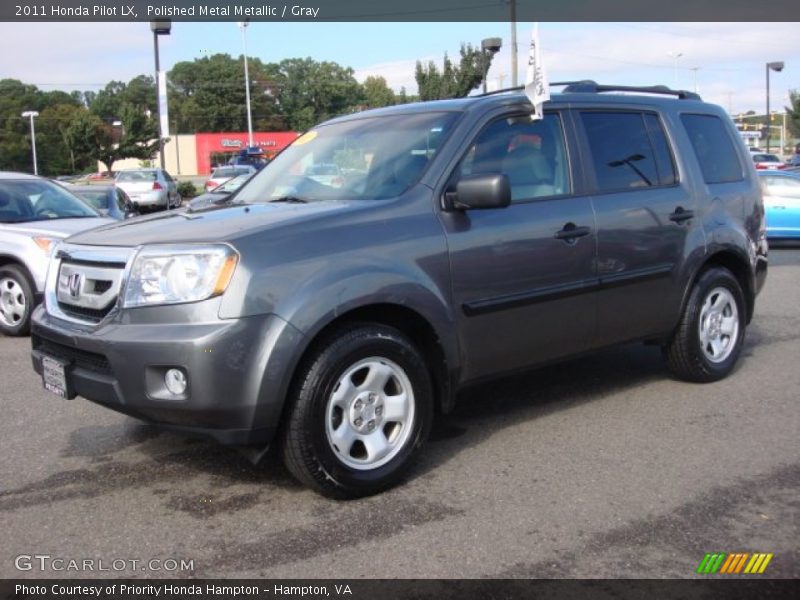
(94, 280, 113, 294)
(56, 302, 113, 323)
(32, 335, 112, 375)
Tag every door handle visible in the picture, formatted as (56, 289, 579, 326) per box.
(554, 223, 591, 241)
(669, 207, 694, 223)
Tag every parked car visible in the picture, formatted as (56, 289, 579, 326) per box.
(751, 153, 785, 170)
(204, 166, 257, 192)
(70, 185, 137, 220)
(188, 173, 253, 210)
(0, 172, 113, 336)
(758, 170, 800, 240)
(30, 83, 767, 497)
(114, 169, 180, 211)
(785, 154, 800, 168)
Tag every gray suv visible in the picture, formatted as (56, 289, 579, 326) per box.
(30, 83, 768, 498)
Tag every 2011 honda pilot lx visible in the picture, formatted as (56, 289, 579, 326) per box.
(30, 83, 768, 498)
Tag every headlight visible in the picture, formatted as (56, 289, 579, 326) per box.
(123, 244, 238, 308)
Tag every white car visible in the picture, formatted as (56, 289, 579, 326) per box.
(204, 165, 257, 192)
(115, 168, 181, 211)
(0, 172, 113, 336)
(752, 153, 786, 171)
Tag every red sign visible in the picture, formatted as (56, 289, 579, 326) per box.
(195, 132, 299, 174)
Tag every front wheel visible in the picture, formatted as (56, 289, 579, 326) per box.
(0, 265, 35, 337)
(664, 267, 746, 382)
(281, 324, 434, 498)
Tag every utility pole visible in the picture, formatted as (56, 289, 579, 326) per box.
(509, 0, 517, 87)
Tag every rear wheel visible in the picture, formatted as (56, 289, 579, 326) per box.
(0, 265, 34, 337)
(664, 267, 746, 382)
(282, 324, 433, 498)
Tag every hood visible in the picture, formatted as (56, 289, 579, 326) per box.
(3, 217, 114, 239)
(65, 201, 361, 247)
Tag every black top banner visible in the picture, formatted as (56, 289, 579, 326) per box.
(4, 0, 800, 22)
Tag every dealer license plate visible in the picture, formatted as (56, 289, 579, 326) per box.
(42, 355, 71, 398)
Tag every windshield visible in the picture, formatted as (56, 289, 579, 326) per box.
(117, 171, 158, 182)
(72, 189, 110, 210)
(0, 179, 99, 223)
(753, 154, 780, 162)
(235, 111, 460, 204)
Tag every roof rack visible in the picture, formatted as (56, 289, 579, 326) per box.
(477, 80, 701, 101)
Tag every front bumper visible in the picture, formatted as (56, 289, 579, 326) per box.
(31, 307, 304, 447)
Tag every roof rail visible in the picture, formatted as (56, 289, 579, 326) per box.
(476, 80, 701, 101)
(559, 81, 701, 100)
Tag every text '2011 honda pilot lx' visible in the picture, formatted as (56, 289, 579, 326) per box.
(31, 82, 768, 498)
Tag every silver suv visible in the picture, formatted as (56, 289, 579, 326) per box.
(0, 172, 112, 336)
(31, 84, 768, 498)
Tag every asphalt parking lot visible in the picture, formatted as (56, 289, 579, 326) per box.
(2, 249, 798, 579)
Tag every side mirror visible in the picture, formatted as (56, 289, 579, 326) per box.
(444, 174, 511, 211)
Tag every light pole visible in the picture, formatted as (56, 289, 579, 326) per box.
(690, 67, 700, 93)
(150, 20, 171, 170)
(765, 61, 784, 154)
(21, 111, 39, 175)
(667, 51, 683, 88)
(481, 37, 502, 94)
(238, 20, 254, 147)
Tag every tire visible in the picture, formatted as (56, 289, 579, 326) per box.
(664, 267, 746, 382)
(281, 323, 434, 498)
(0, 265, 35, 337)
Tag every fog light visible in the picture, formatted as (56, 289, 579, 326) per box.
(164, 369, 187, 395)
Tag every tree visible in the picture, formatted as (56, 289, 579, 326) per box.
(363, 76, 395, 109)
(168, 53, 283, 133)
(415, 43, 493, 100)
(94, 103, 160, 174)
(786, 90, 800, 139)
(275, 58, 364, 130)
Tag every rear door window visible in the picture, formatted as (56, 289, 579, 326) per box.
(681, 114, 744, 184)
(580, 111, 676, 192)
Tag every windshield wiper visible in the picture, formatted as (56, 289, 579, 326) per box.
(268, 196, 309, 204)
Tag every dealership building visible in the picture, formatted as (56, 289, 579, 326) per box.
(109, 131, 299, 175)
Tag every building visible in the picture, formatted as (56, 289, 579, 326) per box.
(106, 131, 299, 175)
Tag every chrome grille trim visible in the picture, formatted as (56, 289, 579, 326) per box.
(45, 243, 137, 326)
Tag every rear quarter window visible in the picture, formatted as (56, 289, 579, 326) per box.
(680, 114, 744, 184)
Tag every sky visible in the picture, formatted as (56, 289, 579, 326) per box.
(0, 21, 798, 117)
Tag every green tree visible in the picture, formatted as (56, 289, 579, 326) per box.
(415, 43, 493, 100)
(363, 76, 395, 108)
(94, 103, 160, 174)
(168, 53, 283, 133)
(0, 79, 43, 172)
(275, 57, 364, 130)
(786, 90, 800, 139)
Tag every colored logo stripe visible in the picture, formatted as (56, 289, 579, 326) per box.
(744, 553, 774, 574)
(697, 552, 773, 574)
(697, 553, 726, 574)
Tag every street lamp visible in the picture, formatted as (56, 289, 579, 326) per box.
(481, 37, 502, 93)
(21, 111, 39, 175)
(765, 61, 784, 154)
(150, 19, 171, 170)
(238, 20, 254, 148)
(667, 51, 683, 88)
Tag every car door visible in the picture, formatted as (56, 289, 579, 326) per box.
(438, 110, 598, 382)
(575, 109, 695, 345)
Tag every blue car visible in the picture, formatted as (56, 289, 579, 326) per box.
(758, 170, 800, 240)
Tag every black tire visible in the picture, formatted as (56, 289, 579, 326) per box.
(0, 264, 35, 337)
(281, 323, 434, 498)
(664, 267, 746, 382)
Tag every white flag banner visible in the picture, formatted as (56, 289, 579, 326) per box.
(524, 23, 550, 120)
